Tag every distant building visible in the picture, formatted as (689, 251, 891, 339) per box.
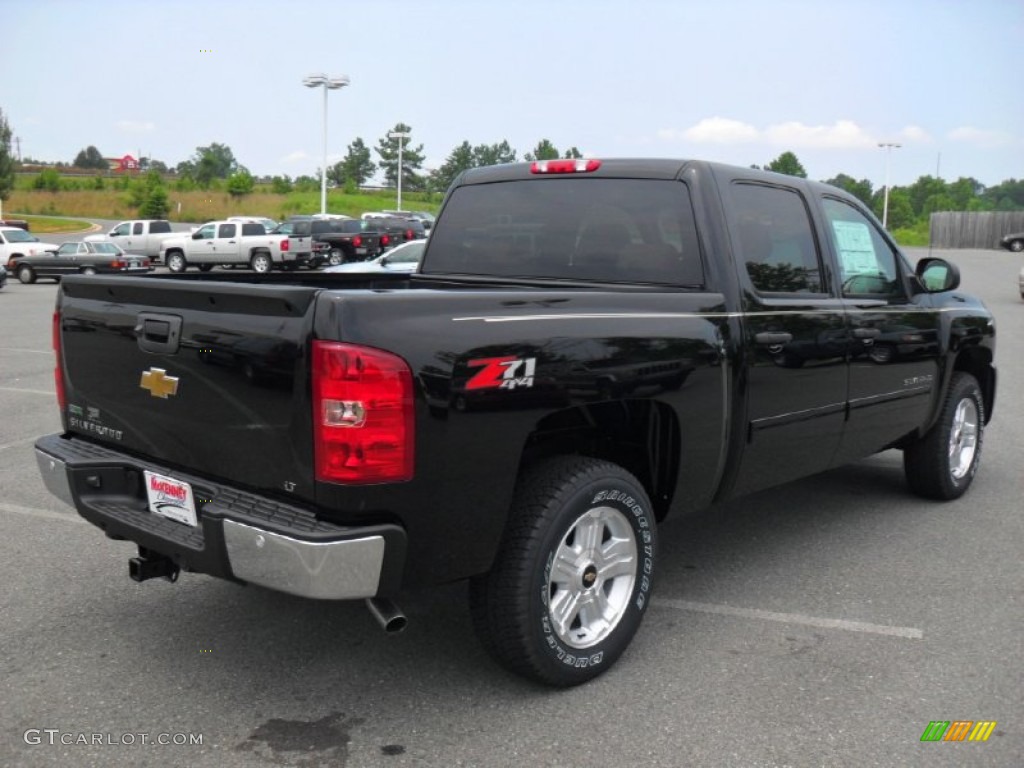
(106, 154, 139, 173)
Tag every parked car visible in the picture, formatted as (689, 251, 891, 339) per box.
(10, 241, 152, 284)
(1, 226, 59, 267)
(324, 239, 425, 273)
(999, 231, 1024, 252)
(276, 218, 383, 266)
(0, 218, 30, 231)
(159, 221, 311, 273)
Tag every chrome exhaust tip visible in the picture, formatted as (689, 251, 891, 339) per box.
(366, 597, 407, 633)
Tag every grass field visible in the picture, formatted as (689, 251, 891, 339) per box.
(5, 187, 440, 225)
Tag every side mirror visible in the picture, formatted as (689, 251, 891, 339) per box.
(109, 231, 120, 237)
(192, 232, 203, 240)
(916, 257, 960, 292)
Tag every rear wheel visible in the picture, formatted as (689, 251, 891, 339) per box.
(904, 372, 984, 500)
(1009, 239, 1024, 252)
(166, 251, 187, 273)
(81, 267, 97, 276)
(198, 264, 213, 273)
(18, 265, 36, 284)
(250, 252, 272, 273)
(469, 456, 656, 686)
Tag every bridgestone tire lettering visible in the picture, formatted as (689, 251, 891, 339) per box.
(469, 456, 657, 687)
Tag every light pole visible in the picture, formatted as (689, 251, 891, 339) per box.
(303, 73, 350, 215)
(878, 142, 901, 229)
(388, 131, 410, 211)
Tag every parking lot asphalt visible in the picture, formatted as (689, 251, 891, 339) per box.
(0, 248, 1021, 768)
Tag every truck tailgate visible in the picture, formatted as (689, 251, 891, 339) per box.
(56, 276, 320, 502)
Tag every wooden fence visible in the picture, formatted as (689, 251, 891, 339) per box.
(929, 211, 1024, 248)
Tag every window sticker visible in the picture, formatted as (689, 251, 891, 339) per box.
(832, 220, 877, 274)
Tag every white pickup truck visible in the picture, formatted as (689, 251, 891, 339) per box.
(159, 220, 311, 273)
(86, 219, 180, 261)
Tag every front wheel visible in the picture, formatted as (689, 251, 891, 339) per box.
(166, 251, 187, 273)
(250, 252, 272, 273)
(904, 372, 985, 500)
(18, 265, 36, 284)
(469, 456, 656, 686)
(1009, 239, 1024, 253)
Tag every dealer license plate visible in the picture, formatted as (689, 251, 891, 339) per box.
(143, 470, 198, 527)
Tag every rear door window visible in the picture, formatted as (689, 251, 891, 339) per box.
(423, 179, 704, 286)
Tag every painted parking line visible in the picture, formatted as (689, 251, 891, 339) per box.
(0, 386, 54, 396)
(0, 502, 87, 525)
(655, 597, 923, 639)
(0, 436, 37, 453)
(0, 348, 50, 355)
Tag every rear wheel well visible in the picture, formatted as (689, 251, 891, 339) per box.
(519, 399, 680, 521)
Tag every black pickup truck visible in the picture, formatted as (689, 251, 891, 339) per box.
(274, 218, 383, 267)
(35, 158, 996, 687)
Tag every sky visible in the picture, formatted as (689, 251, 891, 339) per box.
(3, 0, 1022, 189)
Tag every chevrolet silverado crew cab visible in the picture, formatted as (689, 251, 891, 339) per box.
(35, 159, 996, 687)
(158, 220, 311, 273)
(85, 219, 179, 261)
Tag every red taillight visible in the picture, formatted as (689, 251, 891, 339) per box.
(381, 234, 390, 247)
(52, 311, 66, 409)
(110, 259, 126, 269)
(312, 341, 414, 484)
(353, 235, 362, 248)
(281, 238, 290, 252)
(530, 159, 601, 174)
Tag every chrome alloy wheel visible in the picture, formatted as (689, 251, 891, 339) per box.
(948, 397, 979, 480)
(547, 506, 638, 649)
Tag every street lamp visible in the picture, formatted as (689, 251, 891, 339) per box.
(388, 131, 410, 211)
(878, 141, 901, 229)
(303, 73, 350, 215)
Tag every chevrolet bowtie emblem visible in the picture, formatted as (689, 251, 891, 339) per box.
(140, 368, 180, 399)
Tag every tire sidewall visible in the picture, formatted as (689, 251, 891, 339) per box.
(529, 468, 656, 683)
(251, 253, 271, 273)
(167, 252, 185, 273)
(942, 375, 985, 495)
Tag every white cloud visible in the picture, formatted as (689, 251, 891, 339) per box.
(900, 125, 931, 143)
(763, 120, 875, 149)
(947, 126, 1012, 148)
(679, 117, 759, 144)
(115, 120, 155, 133)
(281, 150, 308, 163)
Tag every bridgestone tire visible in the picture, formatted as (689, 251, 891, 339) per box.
(250, 252, 272, 273)
(166, 252, 187, 273)
(469, 456, 656, 687)
(903, 372, 984, 500)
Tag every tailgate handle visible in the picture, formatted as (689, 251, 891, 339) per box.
(136, 313, 182, 354)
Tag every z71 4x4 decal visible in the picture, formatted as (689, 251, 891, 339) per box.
(466, 356, 538, 391)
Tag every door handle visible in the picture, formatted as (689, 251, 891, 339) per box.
(853, 327, 881, 339)
(755, 332, 793, 345)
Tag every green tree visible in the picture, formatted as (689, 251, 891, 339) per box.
(824, 173, 874, 206)
(139, 185, 169, 218)
(871, 187, 914, 229)
(563, 146, 583, 159)
(524, 139, 560, 162)
(982, 179, 1024, 209)
(472, 140, 517, 167)
(226, 169, 255, 197)
(430, 141, 475, 193)
(0, 108, 15, 207)
(270, 175, 293, 194)
(182, 142, 239, 187)
(33, 168, 61, 191)
(73, 145, 107, 170)
(294, 175, 319, 193)
(375, 123, 425, 188)
(146, 159, 169, 174)
(906, 175, 948, 218)
(334, 137, 376, 187)
(766, 151, 807, 178)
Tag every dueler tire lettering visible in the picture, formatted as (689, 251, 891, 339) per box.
(469, 456, 657, 686)
(903, 372, 984, 500)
